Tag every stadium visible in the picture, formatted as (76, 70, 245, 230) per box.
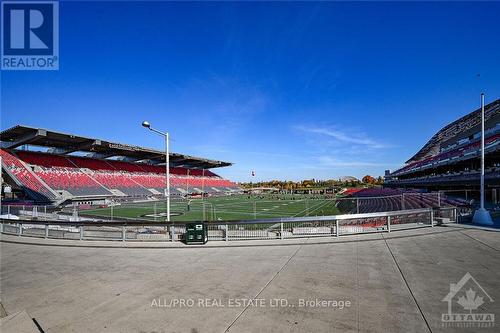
(0, 125, 345, 222)
(385, 98, 500, 200)
(1, 100, 498, 333)
(1, 98, 498, 228)
(1, 99, 498, 223)
(1, 2, 500, 332)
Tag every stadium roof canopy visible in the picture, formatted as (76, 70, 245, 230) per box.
(406, 98, 500, 164)
(0, 125, 232, 169)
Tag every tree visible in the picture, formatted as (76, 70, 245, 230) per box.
(362, 175, 376, 184)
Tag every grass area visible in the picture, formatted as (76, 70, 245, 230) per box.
(81, 194, 341, 222)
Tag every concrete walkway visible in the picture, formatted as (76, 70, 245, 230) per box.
(1, 225, 499, 332)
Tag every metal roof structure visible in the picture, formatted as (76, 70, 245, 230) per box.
(406, 98, 500, 163)
(0, 125, 232, 169)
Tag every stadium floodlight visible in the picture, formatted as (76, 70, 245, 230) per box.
(141, 121, 170, 222)
(472, 93, 493, 226)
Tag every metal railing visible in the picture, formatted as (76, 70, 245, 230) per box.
(0, 207, 459, 243)
(0, 192, 467, 223)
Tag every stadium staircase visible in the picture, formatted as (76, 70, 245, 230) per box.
(0, 149, 61, 203)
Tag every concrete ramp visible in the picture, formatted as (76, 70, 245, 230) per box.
(0, 310, 40, 333)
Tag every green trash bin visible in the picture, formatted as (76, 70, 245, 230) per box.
(185, 223, 208, 244)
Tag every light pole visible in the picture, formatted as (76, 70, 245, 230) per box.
(472, 93, 493, 225)
(142, 121, 170, 222)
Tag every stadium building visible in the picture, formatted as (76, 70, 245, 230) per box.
(385, 98, 500, 203)
(0, 125, 240, 205)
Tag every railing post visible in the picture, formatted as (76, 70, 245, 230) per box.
(45, 224, 49, 239)
(170, 225, 175, 242)
(280, 222, 284, 240)
(225, 224, 228, 241)
(0, 222, 3, 233)
(80, 225, 84, 240)
(122, 225, 126, 242)
(453, 207, 457, 223)
(387, 216, 391, 233)
(430, 209, 434, 227)
(336, 220, 339, 237)
(18, 223, 22, 236)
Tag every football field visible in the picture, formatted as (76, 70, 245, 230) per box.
(82, 195, 341, 222)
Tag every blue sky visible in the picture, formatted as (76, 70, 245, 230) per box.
(1, 1, 500, 182)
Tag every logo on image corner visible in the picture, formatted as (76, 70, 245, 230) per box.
(441, 272, 495, 328)
(1, 1, 59, 70)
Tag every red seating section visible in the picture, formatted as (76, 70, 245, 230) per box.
(16, 151, 75, 168)
(344, 188, 468, 214)
(2, 149, 238, 199)
(35, 167, 112, 196)
(392, 133, 499, 177)
(69, 156, 116, 171)
(0, 150, 56, 200)
(91, 172, 152, 196)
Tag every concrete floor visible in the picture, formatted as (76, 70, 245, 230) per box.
(1, 225, 499, 333)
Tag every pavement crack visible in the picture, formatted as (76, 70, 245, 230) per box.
(381, 234, 433, 333)
(223, 241, 306, 332)
(458, 230, 500, 253)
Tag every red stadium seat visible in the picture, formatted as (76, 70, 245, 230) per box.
(4, 150, 238, 199)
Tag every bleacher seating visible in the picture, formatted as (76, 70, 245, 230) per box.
(0, 150, 56, 201)
(68, 156, 116, 171)
(35, 167, 112, 196)
(1, 149, 239, 200)
(344, 188, 468, 214)
(392, 133, 499, 177)
(16, 151, 75, 168)
(90, 171, 152, 196)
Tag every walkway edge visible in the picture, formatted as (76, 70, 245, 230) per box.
(1, 227, 466, 249)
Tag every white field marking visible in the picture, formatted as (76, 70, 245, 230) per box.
(186, 210, 293, 218)
(306, 200, 335, 216)
(291, 199, 332, 217)
(299, 200, 332, 217)
(255, 200, 323, 217)
(179, 204, 290, 216)
(225, 201, 291, 216)
(154, 198, 332, 219)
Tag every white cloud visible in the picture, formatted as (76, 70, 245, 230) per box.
(294, 125, 390, 149)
